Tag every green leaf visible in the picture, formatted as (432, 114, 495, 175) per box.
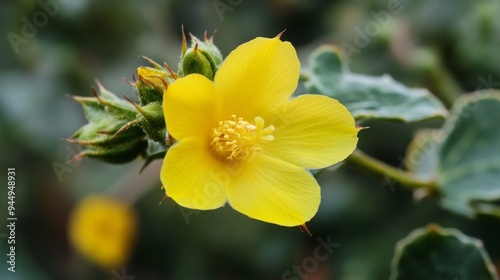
(304, 46, 448, 122)
(437, 91, 500, 218)
(404, 91, 500, 218)
(390, 224, 498, 280)
(405, 129, 442, 182)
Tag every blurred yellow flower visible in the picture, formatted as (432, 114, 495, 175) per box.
(161, 35, 359, 226)
(68, 195, 137, 268)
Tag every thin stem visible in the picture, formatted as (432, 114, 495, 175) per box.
(415, 48, 463, 108)
(427, 61, 463, 108)
(346, 149, 436, 190)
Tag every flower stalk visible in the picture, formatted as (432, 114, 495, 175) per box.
(346, 149, 437, 190)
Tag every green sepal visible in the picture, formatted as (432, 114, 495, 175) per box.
(77, 137, 148, 164)
(71, 96, 140, 142)
(135, 65, 170, 106)
(140, 139, 171, 171)
(178, 33, 223, 80)
(136, 101, 167, 144)
(191, 35, 223, 70)
(179, 47, 215, 79)
(70, 83, 147, 163)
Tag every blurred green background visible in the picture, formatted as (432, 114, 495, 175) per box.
(1, 0, 499, 279)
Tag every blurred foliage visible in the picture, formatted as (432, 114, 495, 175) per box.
(390, 224, 498, 280)
(1, 0, 499, 279)
(304, 46, 447, 122)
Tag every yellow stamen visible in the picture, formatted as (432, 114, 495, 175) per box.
(209, 115, 274, 162)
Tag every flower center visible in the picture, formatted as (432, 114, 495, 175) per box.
(209, 114, 274, 162)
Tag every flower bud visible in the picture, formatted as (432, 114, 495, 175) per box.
(135, 65, 169, 105)
(178, 31, 223, 80)
(124, 98, 167, 144)
(69, 82, 147, 163)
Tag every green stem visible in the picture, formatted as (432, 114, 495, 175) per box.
(346, 149, 436, 190)
(427, 61, 463, 108)
(415, 48, 463, 108)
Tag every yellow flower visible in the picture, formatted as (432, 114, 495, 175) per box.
(68, 195, 137, 268)
(161, 35, 359, 226)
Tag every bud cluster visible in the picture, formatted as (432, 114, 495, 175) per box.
(178, 29, 223, 80)
(69, 27, 224, 165)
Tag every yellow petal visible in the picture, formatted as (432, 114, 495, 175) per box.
(214, 36, 300, 120)
(160, 138, 227, 210)
(226, 154, 320, 226)
(262, 94, 359, 169)
(163, 74, 220, 140)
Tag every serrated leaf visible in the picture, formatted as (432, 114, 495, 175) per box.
(304, 46, 448, 122)
(437, 91, 500, 218)
(390, 224, 498, 280)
